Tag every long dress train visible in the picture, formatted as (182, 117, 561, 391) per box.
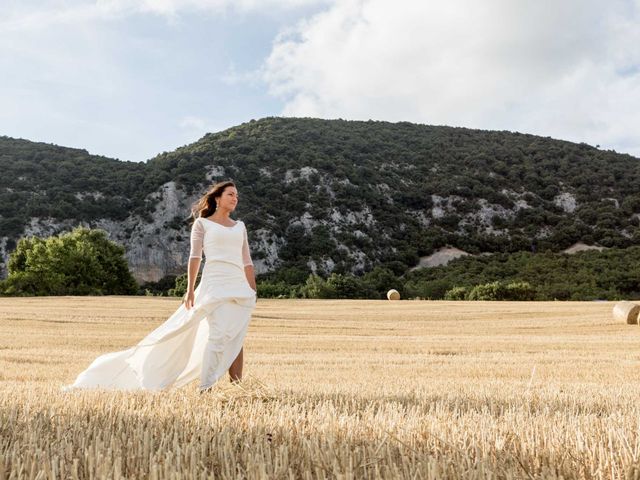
(62, 217, 256, 391)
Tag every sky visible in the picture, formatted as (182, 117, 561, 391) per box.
(2, 0, 639, 162)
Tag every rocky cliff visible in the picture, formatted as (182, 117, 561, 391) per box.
(2, 117, 639, 285)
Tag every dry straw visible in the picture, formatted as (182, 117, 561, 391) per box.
(205, 374, 277, 403)
(5, 296, 640, 478)
(612, 301, 640, 324)
(386, 289, 400, 301)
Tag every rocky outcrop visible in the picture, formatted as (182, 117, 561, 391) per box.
(0, 181, 280, 284)
(562, 242, 606, 254)
(554, 192, 577, 213)
(411, 247, 470, 270)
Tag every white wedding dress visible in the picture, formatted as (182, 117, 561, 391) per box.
(63, 216, 257, 391)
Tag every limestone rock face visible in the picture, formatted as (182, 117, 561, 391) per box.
(0, 181, 279, 284)
(411, 247, 470, 270)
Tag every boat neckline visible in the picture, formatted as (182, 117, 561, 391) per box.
(200, 217, 240, 228)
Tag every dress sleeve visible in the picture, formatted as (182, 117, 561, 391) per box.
(189, 218, 205, 259)
(241, 223, 253, 267)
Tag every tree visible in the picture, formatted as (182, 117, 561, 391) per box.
(1, 227, 138, 296)
(169, 271, 202, 298)
(300, 274, 336, 299)
(360, 267, 400, 299)
(326, 273, 364, 299)
(467, 281, 507, 300)
(444, 286, 468, 300)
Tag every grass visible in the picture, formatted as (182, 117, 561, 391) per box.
(1, 296, 639, 478)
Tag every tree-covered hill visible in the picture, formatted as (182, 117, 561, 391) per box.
(0, 137, 149, 233)
(1, 117, 639, 283)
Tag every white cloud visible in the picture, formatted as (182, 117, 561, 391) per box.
(264, 0, 640, 157)
(0, 0, 328, 161)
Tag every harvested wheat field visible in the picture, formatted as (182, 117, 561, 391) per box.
(1, 297, 640, 479)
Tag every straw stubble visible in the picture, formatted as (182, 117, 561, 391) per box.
(1, 296, 640, 479)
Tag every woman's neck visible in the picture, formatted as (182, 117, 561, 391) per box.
(212, 209, 231, 219)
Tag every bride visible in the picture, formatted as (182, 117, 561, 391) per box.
(63, 180, 257, 392)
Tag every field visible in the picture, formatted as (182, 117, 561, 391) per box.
(1, 296, 639, 479)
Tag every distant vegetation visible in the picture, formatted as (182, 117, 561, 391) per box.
(151, 118, 640, 275)
(401, 246, 640, 300)
(0, 138, 151, 238)
(2, 117, 640, 296)
(0, 227, 138, 296)
(7, 237, 636, 299)
(146, 247, 640, 301)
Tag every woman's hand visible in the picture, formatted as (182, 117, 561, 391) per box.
(183, 289, 195, 310)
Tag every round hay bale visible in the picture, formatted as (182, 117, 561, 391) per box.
(387, 289, 400, 301)
(613, 301, 640, 325)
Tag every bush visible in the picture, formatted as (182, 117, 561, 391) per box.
(467, 281, 507, 301)
(444, 286, 468, 300)
(505, 281, 536, 300)
(299, 274, 336, 299)
(1, 227, 137, 296)
(139, 275, 177, 296)
(466, 281, 536, 301)
(168, 271, 202, 297)
(360, 267, 400, 299)
(326, 273, 364, 299)
(256, 281, 297, 298)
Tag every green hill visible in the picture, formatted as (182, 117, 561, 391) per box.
(1, 117, 639, 283)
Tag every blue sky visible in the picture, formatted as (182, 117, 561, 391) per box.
(2, 0, 639, 162)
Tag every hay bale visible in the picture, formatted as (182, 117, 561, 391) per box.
(613, 301, 640, 324)
(387, 289, 400, 301)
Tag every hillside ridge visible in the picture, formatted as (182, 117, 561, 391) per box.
(1, 117, 639, 283)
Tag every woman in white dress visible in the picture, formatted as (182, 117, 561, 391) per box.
(63, 181, 257, 392)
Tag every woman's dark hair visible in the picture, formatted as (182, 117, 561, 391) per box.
(189, 180, 236, 224)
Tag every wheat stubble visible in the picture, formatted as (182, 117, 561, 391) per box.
(1, 297, 639, 479)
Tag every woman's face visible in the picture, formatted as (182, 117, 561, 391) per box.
(217, 186, 238, 212)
